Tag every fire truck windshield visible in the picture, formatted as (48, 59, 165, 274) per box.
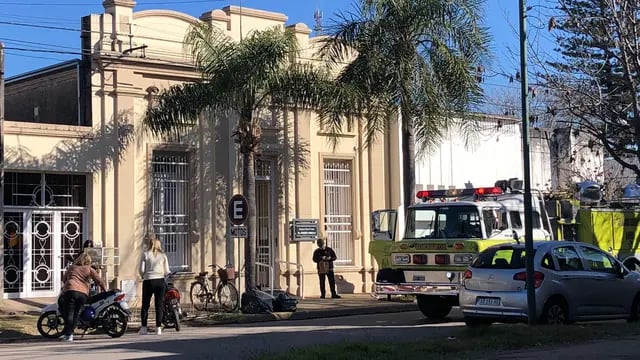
(405, 206, 483, 239)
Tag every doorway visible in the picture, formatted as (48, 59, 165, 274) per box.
(255, 158, 276, 289)
(3, 210, 87, 299)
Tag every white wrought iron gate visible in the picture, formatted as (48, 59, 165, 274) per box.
(3, 210, 86, 299)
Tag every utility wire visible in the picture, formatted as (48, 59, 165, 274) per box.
(2, 46, 84, 55)
(5, 51, 68, 61)
(0, 37, 79, 50)
(0, 0, 220, 5)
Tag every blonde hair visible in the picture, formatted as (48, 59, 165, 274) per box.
(147, 236, 164, 256)
(74, 252, 92, 266)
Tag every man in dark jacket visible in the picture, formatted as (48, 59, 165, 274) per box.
(312, 238, 341, 299)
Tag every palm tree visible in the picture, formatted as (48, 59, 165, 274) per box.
(318, 0, 490, 210)
(143, 23, 329, 292)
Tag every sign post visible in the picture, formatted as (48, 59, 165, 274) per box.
(227, 194, 248, 226)
(227, 194, 248, 238)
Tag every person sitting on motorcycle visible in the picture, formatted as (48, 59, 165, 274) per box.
(60, 252, 107, 342)
(138, 235, 171, 335)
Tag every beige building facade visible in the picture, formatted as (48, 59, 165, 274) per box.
(1, 1, 399, 301)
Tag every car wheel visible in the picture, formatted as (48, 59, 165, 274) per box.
(417, 295, 452, 319)
(540, 298, 568, 325)
(627, 294, 640, 323)
(464, 317, 492, 328)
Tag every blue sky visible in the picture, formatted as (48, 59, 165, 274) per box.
(0, 0, 528, 96)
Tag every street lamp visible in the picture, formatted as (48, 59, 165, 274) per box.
(519, 0, 537, 325)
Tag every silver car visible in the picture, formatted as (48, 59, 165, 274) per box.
(459, 241, 640, 326)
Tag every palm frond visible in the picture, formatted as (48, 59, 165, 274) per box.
(143, 82, 217, 140)
(184, 22, 236, 78)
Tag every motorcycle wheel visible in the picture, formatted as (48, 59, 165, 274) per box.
(173, 308, 181, 332)
(162, 307, 181, 331)
(104, 309, 128, 338)
(37, 311, 65, 339)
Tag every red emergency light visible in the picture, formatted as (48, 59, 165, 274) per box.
(416, 187, 503, 200)
(474, 187, 503, 196)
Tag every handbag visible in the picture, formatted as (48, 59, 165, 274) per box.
(318, 260, 330, 274)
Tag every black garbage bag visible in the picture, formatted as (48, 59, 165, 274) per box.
(273, 293, 298, 312)
(241, 289, 273, 314)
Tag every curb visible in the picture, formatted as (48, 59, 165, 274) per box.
(290, 303, 418, 320)
(186, 303, 418, 326)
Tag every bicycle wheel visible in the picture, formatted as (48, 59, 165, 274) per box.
(190, 281, 208, 311)
(216, 282, 239, 313)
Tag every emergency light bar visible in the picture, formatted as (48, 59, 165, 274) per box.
(416, 187, 503, 200)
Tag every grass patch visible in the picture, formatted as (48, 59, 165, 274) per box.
(259, 321, 640, 360)
(0, 314, 40, 340)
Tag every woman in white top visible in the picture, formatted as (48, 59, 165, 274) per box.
(138, 235, 170, 335)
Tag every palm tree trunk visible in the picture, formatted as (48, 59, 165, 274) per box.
(243, 149, 257, 291)
(401, 104, 416, 211)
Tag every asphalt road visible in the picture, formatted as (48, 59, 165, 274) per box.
(0, 310, 466, 360)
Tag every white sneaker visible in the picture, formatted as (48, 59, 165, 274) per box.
(156, 327, 162, 335)
(138, 327, 148, 335)
(62, 334, 73, 342)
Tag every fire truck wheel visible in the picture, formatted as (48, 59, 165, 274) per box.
(417, 295, 452, 319)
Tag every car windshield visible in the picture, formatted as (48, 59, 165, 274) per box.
(471, 247, 529, 269)
(405, 206, 483, 239)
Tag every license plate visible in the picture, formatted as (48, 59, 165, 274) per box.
(476, 297, 501, 306)
(120, 302, 130, 310)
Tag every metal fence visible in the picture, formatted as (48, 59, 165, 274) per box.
(152, 152, 190, 269)
(323, 160, 353, 265)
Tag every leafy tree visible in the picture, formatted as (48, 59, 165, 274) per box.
(317, 0, 490, 209)
(544, 0, 640, 180)
(144, 23, 329, 292)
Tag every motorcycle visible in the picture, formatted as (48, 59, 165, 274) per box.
(162, 272, 183, 331)
(37, 289, 131, 339)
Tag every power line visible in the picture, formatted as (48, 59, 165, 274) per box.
(2, 46, 84, 55)
(0, 0, 219, 5)
(0, 37, 79, 50)
(0, 20, 195, 45)
(5, 51, 68, 61)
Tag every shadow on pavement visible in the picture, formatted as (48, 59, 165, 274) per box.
(26, 312, 465, 360)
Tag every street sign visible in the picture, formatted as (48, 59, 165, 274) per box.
(290, 218, 320, 241)
(227, 194, 248, 226)
(230, 225, 248, 238)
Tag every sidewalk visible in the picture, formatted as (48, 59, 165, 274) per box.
(186, 294, 418, 326)
(0, 297, 51, 315)
(0, 294, 418, 322)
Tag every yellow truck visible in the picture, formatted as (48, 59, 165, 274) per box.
(370, 179, 554, 319)
(549, 182, 640, 270)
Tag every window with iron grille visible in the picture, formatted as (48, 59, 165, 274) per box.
(151, 151, 190, 270)
(323, 159, 353, 265)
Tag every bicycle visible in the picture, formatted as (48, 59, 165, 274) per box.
(190, 264, 240, 313)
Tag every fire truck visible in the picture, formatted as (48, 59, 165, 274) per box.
(547, 182, 640, 269)
(369, 179, 554, 319)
